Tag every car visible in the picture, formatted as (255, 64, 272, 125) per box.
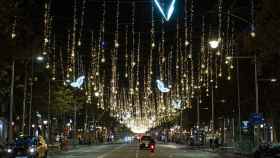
(254, 143, 280, 158)
(6, 135, 48, 158)
(139, 136, 156, 152)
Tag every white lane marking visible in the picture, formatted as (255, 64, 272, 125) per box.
(97, 144, 126, 158)
(135, 147, 139, 158)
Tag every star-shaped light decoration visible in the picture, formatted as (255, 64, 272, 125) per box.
(154, 0, 176, 21)
(70, 76, 85, 89)
(156, 80, 170, 93)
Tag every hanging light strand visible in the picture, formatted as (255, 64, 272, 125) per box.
(125, 26, 129, 79)
(71, 0, 78, 80)
(78, 0, 87, 46)
(11, 2, 18, 39)
(51, 33, 56, 81)
(190, 0, 194, 98)
(250, 0, 256, 37)
(218, 0, 223, 40)
(200, 16, 206, 86)
(100, 0, 106, 64)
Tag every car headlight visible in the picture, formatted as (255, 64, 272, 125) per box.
(29, 147, 36, 153)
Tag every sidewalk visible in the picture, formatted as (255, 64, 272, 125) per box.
(187, 145, 252, 157)
(162, 142, 252, 157)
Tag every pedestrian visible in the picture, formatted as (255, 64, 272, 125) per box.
(214, 138, 219, 148)
(209, 138, 213, 149)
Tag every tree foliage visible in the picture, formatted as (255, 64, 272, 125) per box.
(51, 85, 86, 113)
(0, 68, 10, 114)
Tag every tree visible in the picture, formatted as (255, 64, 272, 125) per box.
(51, 85, 86, 113)
(0, 68, 10, 115)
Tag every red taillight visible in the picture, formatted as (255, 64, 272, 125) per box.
(150, 145, 155, 149)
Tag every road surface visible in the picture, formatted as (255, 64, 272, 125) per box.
(49, 143, 247, 158)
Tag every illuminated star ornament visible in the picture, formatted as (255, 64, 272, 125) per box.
(70, 76, 85, 88)
(156, 80, 170, 93)
(154, 0, 176, 21)
(172, 99, 182, 109)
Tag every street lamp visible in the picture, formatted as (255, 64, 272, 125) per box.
(8, 54, 46, 143)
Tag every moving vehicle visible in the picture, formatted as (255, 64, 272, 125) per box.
(6, 135, 48, 158)
(254, 143, 280, 158)
(139, 136, 156, 152)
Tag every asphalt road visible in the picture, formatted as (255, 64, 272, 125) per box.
(48, 143, 247, 158)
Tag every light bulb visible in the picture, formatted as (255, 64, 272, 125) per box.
(115, 42, 119, 48)
(218, 73, 222, 77)
(225, 60, 229, 64)
(201, 64, 205, 69)
(45, 63, 50, 69)
(42, 51, 47, 55)
(216, 51, 221, 56)
(209, 40, 220, 49)
(44, 38, 48, 43)
(151, 43, 155, 48)
(227, 76, 231, 80)
(162, 57, 166, 63)
(95, 92, 100, 97)
(11, 33, 16, 39)
(185, 40, 189, 46)
(230, 65, 234, 69)
(78, 40, 81, 46)
(101, 57, 106, 63)
(250, 31, 256, 38)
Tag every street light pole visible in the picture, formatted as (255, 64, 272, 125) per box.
(211, 85, 215, 130)
(47, 79, 51, 143)
(236, 57, 241, 142)
(8, 60, 15, 144)
(197, 96, 200, 127)
(254, 54, 260, 145)
(22, 62, 28, 133)
(254, 54, 259, 114)
(74, 103, 77, 146)
(28, 59, 34, 136)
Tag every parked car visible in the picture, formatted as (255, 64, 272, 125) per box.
(254, 143, 280, 158)
(6, 135, 48, 158)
